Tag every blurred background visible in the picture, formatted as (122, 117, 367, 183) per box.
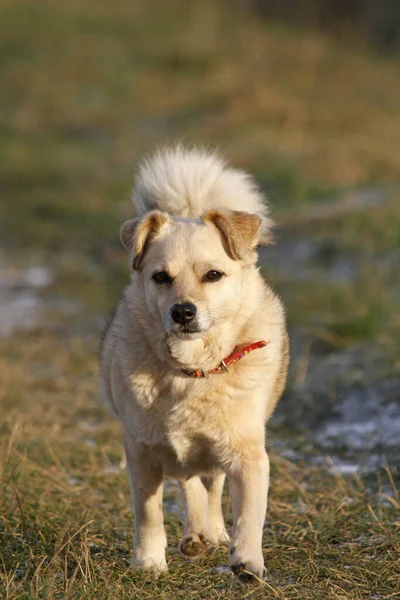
(1, 0, 400, 486)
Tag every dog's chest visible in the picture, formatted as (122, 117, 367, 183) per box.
(165, 402, 235, 473)
(131, 372, 240, 467)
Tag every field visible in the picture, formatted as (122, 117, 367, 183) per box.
(1, 0, 399, 598)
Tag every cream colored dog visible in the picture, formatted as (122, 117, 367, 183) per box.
(100, 147, 289, 584)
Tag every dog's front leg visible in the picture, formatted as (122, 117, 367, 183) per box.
(227, 448, 269, 584)
(124, 433, 167, 573)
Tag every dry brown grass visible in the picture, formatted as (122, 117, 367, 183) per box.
(1, 0, 400, 250)
(1, 333, 399, 599)
(1, 1, 400, 597)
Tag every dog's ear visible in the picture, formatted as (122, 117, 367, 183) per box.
(120, 211, 169, 270)
(203, 209, 262, 260)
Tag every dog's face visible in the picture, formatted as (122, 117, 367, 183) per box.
(120, 210, 261, 342)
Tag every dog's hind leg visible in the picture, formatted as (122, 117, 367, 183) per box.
(124, 433, 167, 573)
(179, 475, 212, 559)
(201, 472, 229, 545)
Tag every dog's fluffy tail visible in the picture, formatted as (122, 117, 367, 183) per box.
(132, 146, 273, 244)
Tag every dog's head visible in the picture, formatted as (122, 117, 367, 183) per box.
(120, 209, 262, 343)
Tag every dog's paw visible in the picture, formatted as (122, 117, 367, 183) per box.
(208, 529, 230, 547)
(230, 561, 265, 584)
(132, 554, 168, 574)
(229, 548, 264, 585)
(207, 520, 230, 546)
(179, 533, 210, 559)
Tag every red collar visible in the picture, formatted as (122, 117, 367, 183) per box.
(181, 340, 269, 378)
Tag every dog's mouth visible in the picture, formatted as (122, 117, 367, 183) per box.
(176, 329, 203, 339)
(166, 312, 215, 340)
(182, 325, 201, 334)
(169, 323, 204, 339)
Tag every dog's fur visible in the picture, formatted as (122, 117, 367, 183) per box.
(100, 147, 289, 583)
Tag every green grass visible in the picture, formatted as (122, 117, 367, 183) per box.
(1, 0, 400, 597)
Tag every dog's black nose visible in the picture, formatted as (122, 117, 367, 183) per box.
(171, 302, 197, 325)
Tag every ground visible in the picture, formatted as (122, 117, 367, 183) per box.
(0, 0, 399, 598)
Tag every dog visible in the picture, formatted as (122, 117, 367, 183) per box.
(100, 147, 289, 584)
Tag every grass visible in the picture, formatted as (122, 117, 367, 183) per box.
(1, 0, 400, 597)
(1, 334, 399, 599)
(1, 0, 400, 253)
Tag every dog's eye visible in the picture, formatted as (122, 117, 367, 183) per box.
(204, 270, 224, 282)
(152, 271, 172, 285)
